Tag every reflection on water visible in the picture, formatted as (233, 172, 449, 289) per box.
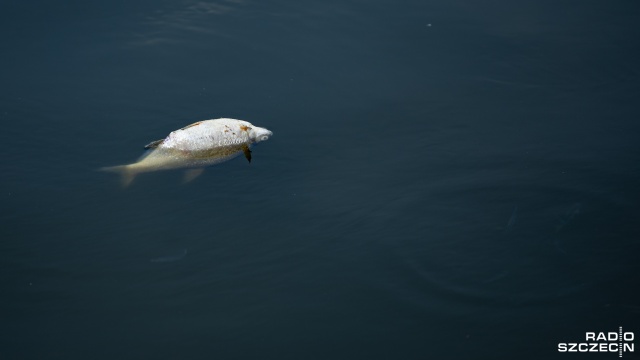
(378, 176, 636, 312)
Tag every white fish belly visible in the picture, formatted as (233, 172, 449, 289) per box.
(130, 145, 246, 173)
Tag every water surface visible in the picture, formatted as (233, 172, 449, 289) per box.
(1, 1, 639, 359)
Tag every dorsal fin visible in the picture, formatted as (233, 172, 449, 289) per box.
(144, 139, 164, 149)
(179, 121, 203, 131)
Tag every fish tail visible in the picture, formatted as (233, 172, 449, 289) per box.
(99, 165, 137, 187)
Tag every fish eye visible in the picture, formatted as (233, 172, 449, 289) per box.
(260, 135, 269, 141)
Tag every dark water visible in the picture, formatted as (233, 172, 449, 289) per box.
(2, 1, 640, 359)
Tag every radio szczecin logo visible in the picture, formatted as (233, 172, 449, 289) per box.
(558, 327, 634, 357)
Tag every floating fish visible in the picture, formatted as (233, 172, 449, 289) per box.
(101, 118, 273, 186)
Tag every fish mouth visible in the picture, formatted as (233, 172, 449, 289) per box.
(252, 128, 272, 143)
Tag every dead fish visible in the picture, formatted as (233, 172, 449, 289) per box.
(101, 118, 273, 186)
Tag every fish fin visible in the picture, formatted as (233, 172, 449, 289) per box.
(184, 168, 204, 183)
(242, 144, 252, 163)
(144, 139, 164, 149)
(100, 165, 137, 188)
(179, 121, 203, 131)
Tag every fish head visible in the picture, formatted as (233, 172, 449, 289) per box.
(249, 126, 273, 144)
